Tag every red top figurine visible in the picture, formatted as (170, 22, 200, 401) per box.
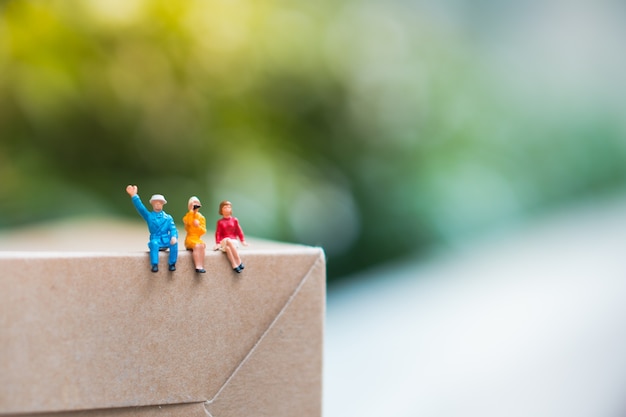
(214, 200, 247, 273)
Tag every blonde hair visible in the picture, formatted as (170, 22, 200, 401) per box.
(188, 196, 201, 211)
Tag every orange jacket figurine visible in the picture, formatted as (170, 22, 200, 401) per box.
(182, 196, 207, 273)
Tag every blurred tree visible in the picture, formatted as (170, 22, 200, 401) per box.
(1, 0, 625, 282)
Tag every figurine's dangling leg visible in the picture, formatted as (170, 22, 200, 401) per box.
(193, 243, 206, 273)
(223, 239, 244, 273)
(168, 241, 178, 271)
(148, 240, 160, 272)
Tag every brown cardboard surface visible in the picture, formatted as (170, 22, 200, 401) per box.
(0, 242, 325, 416)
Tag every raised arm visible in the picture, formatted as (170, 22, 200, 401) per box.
(126, 185, 150, 222)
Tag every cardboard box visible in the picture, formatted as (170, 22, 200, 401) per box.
(0, 239, 325, 416)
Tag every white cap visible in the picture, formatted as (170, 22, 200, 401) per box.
(149, 194, 167, 204)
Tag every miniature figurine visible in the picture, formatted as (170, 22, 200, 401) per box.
(182, 196, 207, 273)
(213, 200, 247, 273)
(125, 185, 178, 273)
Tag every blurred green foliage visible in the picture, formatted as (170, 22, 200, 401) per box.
(1, 0, 625, 281)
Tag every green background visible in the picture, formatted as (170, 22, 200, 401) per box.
(1, 0, 625, 282)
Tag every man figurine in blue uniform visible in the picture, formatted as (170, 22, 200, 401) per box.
(126, 185, 178, 272)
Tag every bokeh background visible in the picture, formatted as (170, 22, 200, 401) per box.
(2, 0, 625, 283)
(3, 1, 626, 416)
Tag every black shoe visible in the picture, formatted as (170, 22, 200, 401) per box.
(151, 265, 159, 273)
(233, 263, 244, 273)
(196, 268, 206, 273)
(169, 263, 176, 271)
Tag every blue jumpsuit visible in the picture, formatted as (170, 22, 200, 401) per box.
(132, 195, 178, 266)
